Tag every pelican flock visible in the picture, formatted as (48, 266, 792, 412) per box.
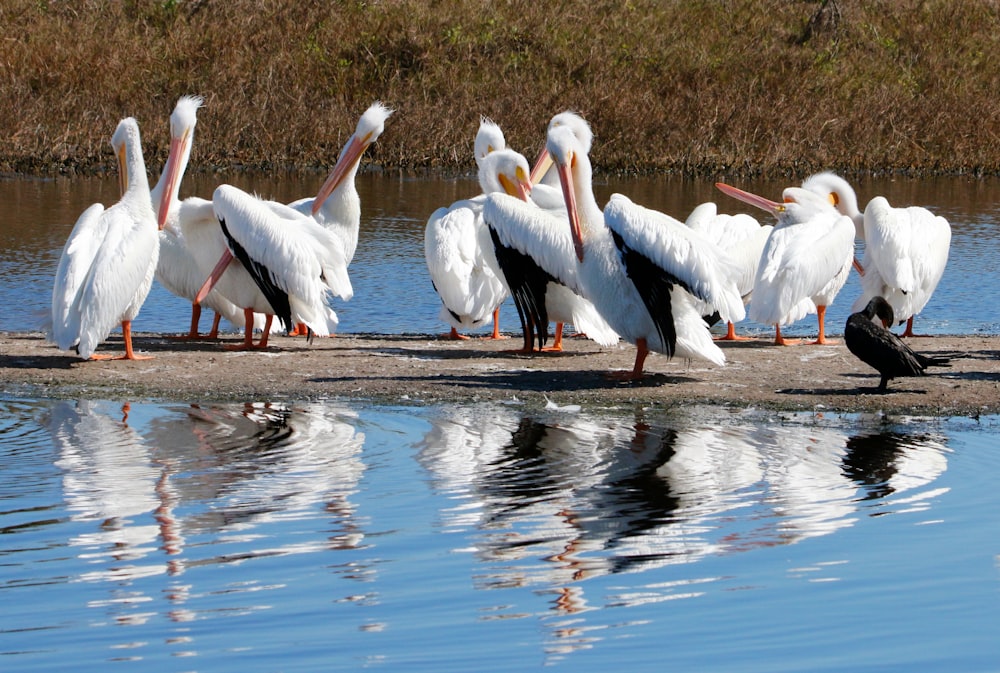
(44, 100, 956, 392)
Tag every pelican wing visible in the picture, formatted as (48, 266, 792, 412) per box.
(50, 203, 107, 349)
(864, 198, 950, 297)
(77, 204, 160, 357)
(752, 213, 855, 326)
(212, 185, 347, 334)
(425, 197, 506, 327)
(482, 193, 581, 291)
(604, 194, 746, 324)
(483, 193, 583, 350)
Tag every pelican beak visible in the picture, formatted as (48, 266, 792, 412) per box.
(715, 182, 785, 214)
(195, 248, 234, 305)
(116, 143, 128, 197)
(499, 166, 533, 202)
(311, 133, 370, 216)
(157, 130, 190, 231)
(557, 152, 585, 263)
(530, 147, 553, 185)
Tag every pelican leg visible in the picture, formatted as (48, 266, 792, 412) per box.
(716, 321, 749, 341)
(608, 337, 648, 381)
(188, 303, 202, 337)
(90, 321, 153, 360)
(810, 305, 839, 345)
(288, 322, 309, 337)
(207, 312, 223, 339)
(900, 317, 924, 338)
(773, 324, 801, 346)
(225, 308, 258, 351)
(489, 307, 505, 340)
(541, 322, 565, 352)
(255, 315, 274, 349)
(168, 303, 203, 341)
(445, 327, 470, 340)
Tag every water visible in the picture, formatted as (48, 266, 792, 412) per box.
(2, 173, 1000, 671)
(1, 399, 999, 671)
(3, 172, 1000, 336)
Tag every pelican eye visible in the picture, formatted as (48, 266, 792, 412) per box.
(828, 193, 839, 206)
(515, 166, 527, 182)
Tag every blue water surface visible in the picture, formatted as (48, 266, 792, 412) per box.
(1, 398, 999, 672)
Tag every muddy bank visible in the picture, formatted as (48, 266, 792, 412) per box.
(2, 331, 998, 417)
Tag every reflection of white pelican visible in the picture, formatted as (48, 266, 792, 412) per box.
(50, 118, 159, 360)
(48, 400, 167, 585)
(801, 172, 951, 337)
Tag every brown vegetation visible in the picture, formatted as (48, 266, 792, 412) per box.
(2, 0, 1000, 177)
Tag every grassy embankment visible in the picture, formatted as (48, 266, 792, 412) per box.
(2, 0, 999, 178)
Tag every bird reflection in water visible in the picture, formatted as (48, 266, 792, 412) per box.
(417, 405, 951, 655)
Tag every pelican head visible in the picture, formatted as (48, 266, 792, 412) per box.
(478, 148, 532, 201)
(311, 101, 394, 216)
(154, 95, 203, 230)
(474, 116, 506, 166)
(801, 171, 864, 236)
(530, 111, 594, 186)
(548, 125, 587, 262)
(111, 117, 142, 198)
(715, 183, 836, 226)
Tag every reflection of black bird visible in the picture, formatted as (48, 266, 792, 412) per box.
(845, 296, 950, 391)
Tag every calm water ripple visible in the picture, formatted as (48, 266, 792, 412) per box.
(2, 398, 998, 671)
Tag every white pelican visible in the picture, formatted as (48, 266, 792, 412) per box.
(50, 117, 160, 360)
(800, 172, 951, 337)
(288, 101, 394, 264)
(190, 185, 352, 350)
(423, 117, 509, 340)
(283, 102, 391, 336)
(716, 182, 855, 345)
(424, 137, 530, 340)
(486, 112, 618, 353)
(151, 95, 247, 339)
(684, 202, 772, 340)
(486, 124, 740, 379)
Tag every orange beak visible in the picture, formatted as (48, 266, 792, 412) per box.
(715, 182, 784, 214)
(557, 153, 585, 263)
(312, 134, 369, 216)
(157, 132, 189, 231)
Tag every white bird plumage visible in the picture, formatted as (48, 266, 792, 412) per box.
(424, 118, 514, 339)
(801, 171, 951, 337)
(151, 95, 251, 338)
(684, 201, 772, 340)
(190, 185, 352, 349)
(487, 119, 735, 378)
(50, 117, 160, 360)
(288, 101, 394, 266)
(717, 182, 856, 345)
(484, 112, 619, 353)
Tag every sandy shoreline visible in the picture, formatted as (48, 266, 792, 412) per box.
(1, 331, 998, 416)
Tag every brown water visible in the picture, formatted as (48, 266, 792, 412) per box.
(2, 172, 999, 336)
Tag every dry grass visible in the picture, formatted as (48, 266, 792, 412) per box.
(2, 0, 1000, 177)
